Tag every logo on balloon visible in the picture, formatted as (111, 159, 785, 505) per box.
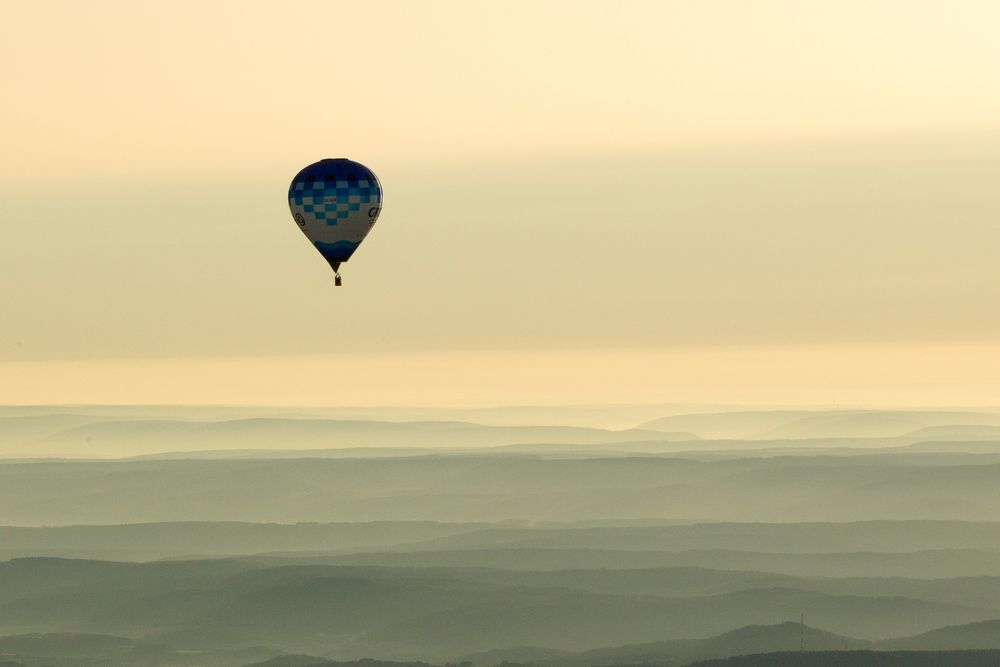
(294, 212, 306, 227)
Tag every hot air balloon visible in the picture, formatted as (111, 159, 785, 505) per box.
(288, 158, 382, 286)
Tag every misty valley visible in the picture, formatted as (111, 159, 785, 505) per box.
(3, 405, 1000, 666)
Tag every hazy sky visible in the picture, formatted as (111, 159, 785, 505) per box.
(2, 1, 1000, 406)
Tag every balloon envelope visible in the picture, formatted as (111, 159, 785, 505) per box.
(288, 158, 382, 273)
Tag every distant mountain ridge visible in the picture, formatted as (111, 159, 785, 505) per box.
(0, 415, 686, 458)
(902, 425, 1000, 440)
(0, 558, 996, 659)
(12, 520, 1000, 580)
(559, 622, 870, 665)
(456, 619, 1000, 665)
(8, 454, 1000, 524)
(0, 609, 999, 666)
(8, 520, 1000, 562)
(639, 410, 1000, 439)
(689, 650, 1000, 666)
(878, 619, 1000, 650)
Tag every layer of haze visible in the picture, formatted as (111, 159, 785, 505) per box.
(2, 1, 1000, 406)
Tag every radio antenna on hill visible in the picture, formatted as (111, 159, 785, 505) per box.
(800, 613, 805, 652)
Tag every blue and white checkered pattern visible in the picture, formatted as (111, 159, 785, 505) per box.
(290, 178, 380, 224)
(289, 158, 382, 268)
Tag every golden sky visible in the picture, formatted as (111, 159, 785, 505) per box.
(2, 1, 999, 406)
